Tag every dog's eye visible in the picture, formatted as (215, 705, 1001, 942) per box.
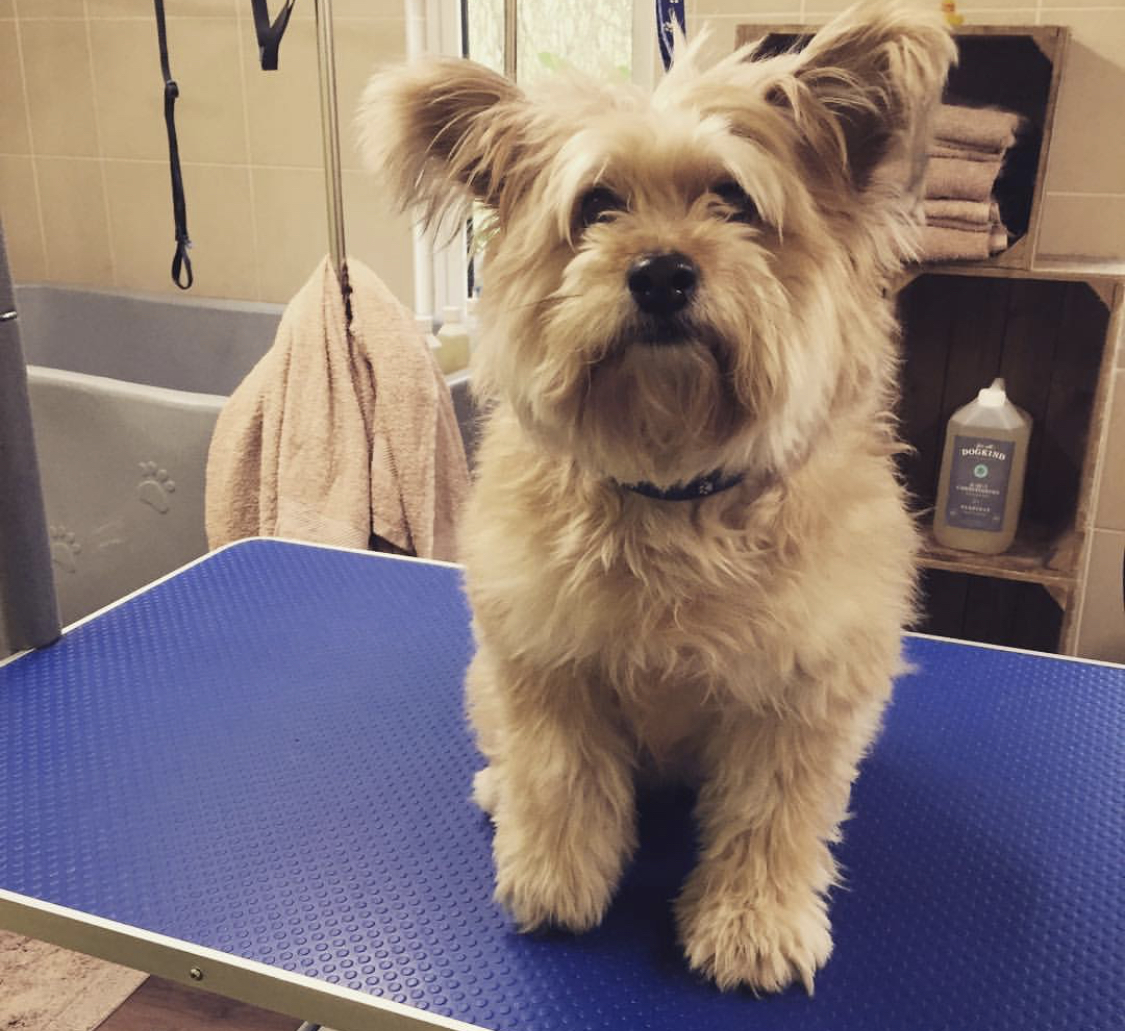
(711, 181, 759, 224)
(576, 187, 625, 230)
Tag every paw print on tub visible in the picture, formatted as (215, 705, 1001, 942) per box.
(49, 526, 81, 574)
(137, 462, 176, 514)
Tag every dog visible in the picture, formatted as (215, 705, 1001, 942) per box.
(360, 0, 954, 993)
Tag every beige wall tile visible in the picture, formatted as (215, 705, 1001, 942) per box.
(1041, 9, 1125, 196)
(0, 21, 30, 154)
(1045, 0, 1125, 8)
(0, 155, 46, 281)
(252, 166, 328, 302)
(801, 0, 852, 13)
(953, 10, 1038, 25)
(91, 17, 248, 164)
(93, 0, 235, 16)
(243, 16, 322, 168)
(337, 18, 407, 171)
(22, 0, 86, 16)
(244, 16, 405, 171)
(20, 20, 99, 157)
(237, 0, 403, 18)
(180, 162, 258, 300)
(88, 18, 165, 161)
(104, 159, 258, 299)
(333, 0, 407, 16)
(0, 0, 14, 18)
(1095, 369, 1125, 531)
(343, 168, 413, 308)
(1076, 529, 1125, 661)
(953, 1, 1040, 10)
(1037, 194, 1125, 260)
(100, 160, 169, 293)
(693, 1, 800, 16)
(36, 157, 113, 285)
(253, 166, 413, 307)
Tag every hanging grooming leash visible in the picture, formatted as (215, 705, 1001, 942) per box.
(251, 0, 297, 71)
(656, 0, 686, 71)
(151, 2, 297, 291)
(153, 0, 192, 290)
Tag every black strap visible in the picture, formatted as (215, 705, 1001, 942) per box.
(251, 0, 297, 71)
(153, 0, 192, 290)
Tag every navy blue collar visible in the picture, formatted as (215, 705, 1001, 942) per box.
(621, 469, 745, 502)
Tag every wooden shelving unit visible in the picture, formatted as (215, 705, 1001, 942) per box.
(735, 25, 1070, 271)
(917, 521, 1080, 591)
(734, 21, 1120, 654)
(899, 266, 1123, 653)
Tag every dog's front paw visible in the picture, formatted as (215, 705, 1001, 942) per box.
(493, 846, 616, 934)
(472, 766, 500, 815)
(676, 887, 833, 994)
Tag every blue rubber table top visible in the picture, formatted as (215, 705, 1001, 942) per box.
(1, 539, 1122, 1031)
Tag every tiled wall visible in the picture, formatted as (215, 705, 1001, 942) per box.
(0, 0, 415, 305)
(688, 0, 1125, 261)
(1078, 333, 1125, 661)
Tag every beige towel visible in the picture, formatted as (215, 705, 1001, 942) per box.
(934, 104, 1023, 154)
(919, 224, 992, 262)
(206, 257, 469, 561)
(931, 142, 1006, 163)
(924, 155, 1004, 203)
(923, 198, 993, 225)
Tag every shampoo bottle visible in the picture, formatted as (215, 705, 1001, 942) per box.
(414, 314, 442, 368)
(933, 378, 1031, 555)
(435, 305, 471, 375)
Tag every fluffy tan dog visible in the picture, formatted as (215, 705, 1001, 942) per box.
(361, 0, 954, 994)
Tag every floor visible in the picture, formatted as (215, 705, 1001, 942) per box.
(0, 931, 145, 1031)
(94, 978, 299, 1031)
(0, 932, 301, 1031)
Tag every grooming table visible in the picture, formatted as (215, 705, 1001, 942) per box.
(1, 539, 1121, 1031)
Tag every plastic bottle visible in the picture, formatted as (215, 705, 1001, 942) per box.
(435, 305, 471, 375)
(465, 296, 480, 352)
(414, 314, 442, 368)
(933, 378, 1032, 555)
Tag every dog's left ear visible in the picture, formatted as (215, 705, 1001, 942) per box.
(783, 1, 956, 191)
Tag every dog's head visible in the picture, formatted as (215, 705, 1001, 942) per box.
(360, 1, 954, 487)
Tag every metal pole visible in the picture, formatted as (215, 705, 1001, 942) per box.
(313, 0, 350, 318)
(503, 0, 517, 79)
(405, 0, 434, 321)
(0, 220, 60, 656)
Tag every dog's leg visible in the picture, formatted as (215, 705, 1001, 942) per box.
(675, 692, 885, 993)
(468, 647, 637, 933)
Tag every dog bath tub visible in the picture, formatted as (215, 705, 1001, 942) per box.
(17, 284, 476, 626)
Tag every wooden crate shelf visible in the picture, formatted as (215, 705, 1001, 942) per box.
(735, 23, 1069, 272)
(732, 22, 1119, 656)
(917, 520, 1081, 591)
(896, 271, 1121, 652)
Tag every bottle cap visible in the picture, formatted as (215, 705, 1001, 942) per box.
(443, 305, 462, 324)
(978, 377, 1007, 408)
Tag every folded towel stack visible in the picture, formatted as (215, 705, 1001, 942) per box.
(920, 104, 1023, 262)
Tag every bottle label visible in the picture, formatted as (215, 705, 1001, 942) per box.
(945, 435, 1015, 532)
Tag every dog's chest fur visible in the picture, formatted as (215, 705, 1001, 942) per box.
(462, 407, 917, 761)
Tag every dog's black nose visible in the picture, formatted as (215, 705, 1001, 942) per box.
(627, 252, 698, 317)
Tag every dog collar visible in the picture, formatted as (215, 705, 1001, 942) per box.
(621, 469, 745, 502)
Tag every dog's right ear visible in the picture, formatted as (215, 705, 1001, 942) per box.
(358, 59, 528, 225)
